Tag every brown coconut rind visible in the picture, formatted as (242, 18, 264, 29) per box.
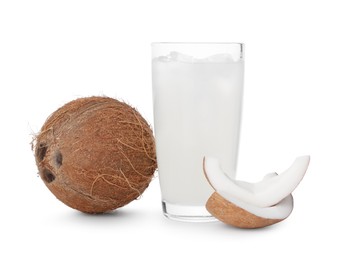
(34, 96, 157, 213)
(206, 192, 284, 229)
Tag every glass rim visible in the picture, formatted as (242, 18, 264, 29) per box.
(151, 42, 244, 46)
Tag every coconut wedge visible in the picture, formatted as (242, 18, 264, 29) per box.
(204, 156, 310, 208)
(203, 156, 310, 228)
(206, 192, 293, 228)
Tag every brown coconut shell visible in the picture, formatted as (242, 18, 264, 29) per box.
(206, 192, 284, 229)
(33, 96, 157, 213)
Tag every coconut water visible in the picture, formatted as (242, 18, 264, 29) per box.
(152, 52, 244, 207)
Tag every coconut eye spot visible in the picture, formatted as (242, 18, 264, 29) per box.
(41, 169, 55, 183)
(55, 151, 63, 168)
(36, 143, 48, 162)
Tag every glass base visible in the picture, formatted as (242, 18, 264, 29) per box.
(162, 201, 217, 222)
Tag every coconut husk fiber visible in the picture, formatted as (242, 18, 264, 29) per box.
(33, 96, 157, 213)
(206, 192, 283, 228)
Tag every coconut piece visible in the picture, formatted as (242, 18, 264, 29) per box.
(33, 96, 157, 213)
(203, 156, 310, 228)
(206, 192, 293, 229)
(204, 156, 310, 208)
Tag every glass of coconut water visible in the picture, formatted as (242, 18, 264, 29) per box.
(151, 42, 244, 222)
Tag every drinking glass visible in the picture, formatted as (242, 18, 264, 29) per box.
(151, 42, 244, 221)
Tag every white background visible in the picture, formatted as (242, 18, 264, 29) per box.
(0, 0, 341, 259)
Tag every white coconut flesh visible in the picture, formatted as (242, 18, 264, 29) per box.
(203, 156, 310, 219)
(226, 173, 294, 219)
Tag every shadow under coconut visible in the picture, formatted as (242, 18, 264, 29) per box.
(65, 208, 143, 226)
(207, 218, 289, 235)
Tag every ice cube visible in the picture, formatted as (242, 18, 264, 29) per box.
(154, 55, 171, 62)
(169, 51, 196, 62)
(153, 51, 195, 62)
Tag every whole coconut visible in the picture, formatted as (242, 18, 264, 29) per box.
(34, 96, 157, 213)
